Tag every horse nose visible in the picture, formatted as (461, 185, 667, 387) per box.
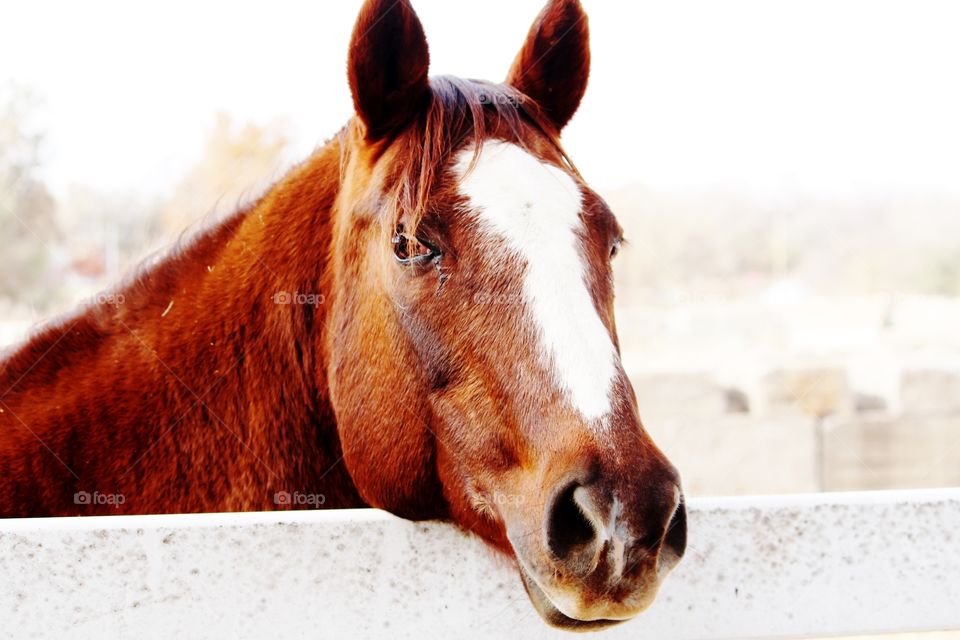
(545, 479, 686, 579)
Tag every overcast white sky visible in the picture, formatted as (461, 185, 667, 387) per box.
(3, 0, 960, 201)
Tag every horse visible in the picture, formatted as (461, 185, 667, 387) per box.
(0, 0, 686, 628)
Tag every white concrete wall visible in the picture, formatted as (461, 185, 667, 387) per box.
(2, 489, 959, 639)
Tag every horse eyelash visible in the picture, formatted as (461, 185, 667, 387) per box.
(611, 236, 627, 258)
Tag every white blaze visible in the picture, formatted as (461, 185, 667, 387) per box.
(454, 141, 617, 423)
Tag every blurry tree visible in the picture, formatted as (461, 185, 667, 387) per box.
(0, 83, 58, 305)
(2, 110, 291, 325)
(159, 112, 290, 235)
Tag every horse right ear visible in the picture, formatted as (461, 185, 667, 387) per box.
(506, 0, 590, 131)
(348, 0, 431, 141)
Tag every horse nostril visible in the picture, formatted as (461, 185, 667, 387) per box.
(663, 495, 687, 558)
(546, 483, 596, 561)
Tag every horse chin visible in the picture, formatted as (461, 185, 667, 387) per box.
(516, 564, 626, 632)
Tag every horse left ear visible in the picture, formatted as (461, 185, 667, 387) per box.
(348, 0, 431, 141)
(506, 0, 591, 131)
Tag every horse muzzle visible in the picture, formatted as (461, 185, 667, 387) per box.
(505, 473, 687, 628)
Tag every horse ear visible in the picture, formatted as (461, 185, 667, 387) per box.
(348, 0, 431, 141)
(506, 0, 590, 131)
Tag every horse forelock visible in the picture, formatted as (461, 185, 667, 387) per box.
(349, 75, 578, 242)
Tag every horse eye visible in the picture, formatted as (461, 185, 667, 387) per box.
(610, 238, 623, 259)
(392, 231, 439, 264)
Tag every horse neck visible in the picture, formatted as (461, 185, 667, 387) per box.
(0, 136, 368, 514)
(228, 138, 342, 403)
(153, 137, 365, 508)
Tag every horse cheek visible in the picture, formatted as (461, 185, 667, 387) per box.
(327, 311, 446, 520)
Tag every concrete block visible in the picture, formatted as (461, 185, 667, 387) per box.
(648, 415, 819, 497)
(901, 369, 960, 415)
(823, 415, 960, 491)
(631, 372, 728, 423)
(758, 368, 852, 418)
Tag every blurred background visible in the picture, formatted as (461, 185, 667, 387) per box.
(2, 0, 960, 508)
